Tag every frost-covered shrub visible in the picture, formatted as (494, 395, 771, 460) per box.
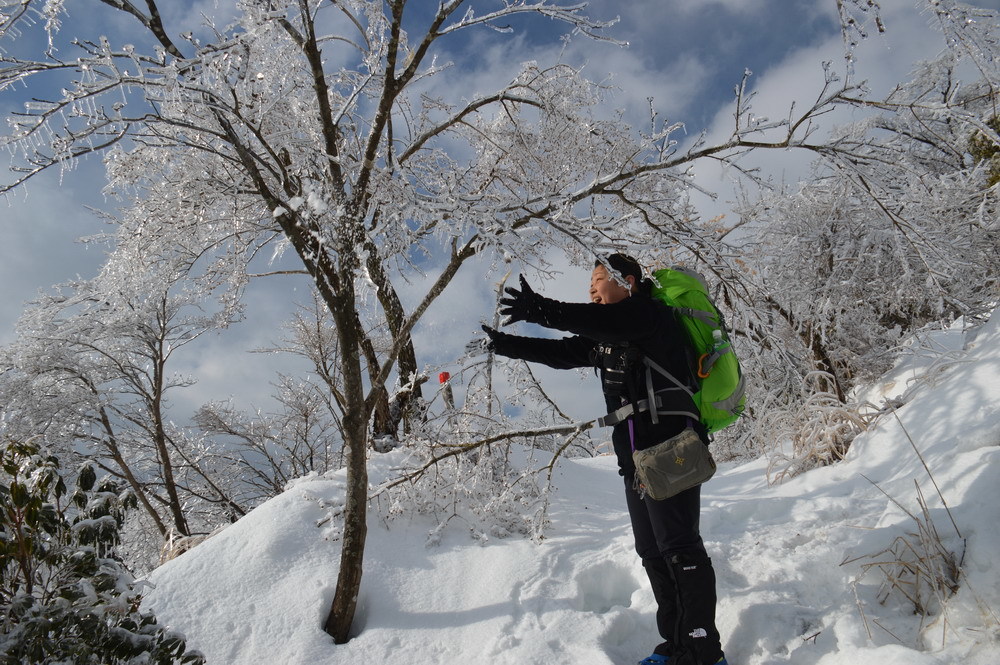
(372, 356, 599, 544)
(0, 440, 203, 664)
(380, 434, 550, 545)
(739, 55, 999, 420)
(762, 373, 879, 484)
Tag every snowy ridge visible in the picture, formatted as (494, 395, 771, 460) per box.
(142, 312, 1000, 665)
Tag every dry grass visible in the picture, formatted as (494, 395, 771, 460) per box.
(764, 377, 879, 484)
(842, 413, 970, 647)
(844, 481, 964, 638)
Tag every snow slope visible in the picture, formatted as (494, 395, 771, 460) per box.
(142, 312, 1000, 665)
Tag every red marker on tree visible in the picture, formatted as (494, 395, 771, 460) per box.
(439, 371, 455, 411)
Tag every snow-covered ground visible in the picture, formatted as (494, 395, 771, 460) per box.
(142, 311, 1000, 665)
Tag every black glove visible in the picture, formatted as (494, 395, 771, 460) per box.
(465, 325, 501, 355)
(481, 324, 501, 351)
(499, 275, 547, 326)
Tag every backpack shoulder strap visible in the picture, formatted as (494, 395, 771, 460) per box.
(642, 356, 695, 399)
(641, 356, 698, 425)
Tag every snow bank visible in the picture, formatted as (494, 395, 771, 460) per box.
(142, 312, 1000, 664)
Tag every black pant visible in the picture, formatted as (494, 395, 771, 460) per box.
(625, 479, 724, 665)
(626, 479, 704, 559)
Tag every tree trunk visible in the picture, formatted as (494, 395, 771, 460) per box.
(151, 334, 190, 537)
(324, 414, 368, 643)
(322, 270, 369, 644)
(363, 240, 423, 436)
(804, 324, 848, 402)
(765, 296, 848, 402)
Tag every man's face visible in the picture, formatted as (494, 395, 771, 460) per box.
(589, 265, 633, 304)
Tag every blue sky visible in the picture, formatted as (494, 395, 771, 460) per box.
(2, 0, 997, 419)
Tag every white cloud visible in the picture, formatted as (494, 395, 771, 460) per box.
(616, 0, 767, 20)
(0, 170, 109, 345)
(568, 42, 710, 124)
(687, 0, 970, 223)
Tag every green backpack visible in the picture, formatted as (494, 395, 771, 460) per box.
(649, 266, 746, 433)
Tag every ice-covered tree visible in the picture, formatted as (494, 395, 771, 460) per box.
(736, 7, 1000, 476)
(193, 297, 349, 501)
(5, 0, 980, 642)
(0, 252, 242, 543)
(753, 37, 998, 393)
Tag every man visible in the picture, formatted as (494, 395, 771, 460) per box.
(481, 254, 727, 665)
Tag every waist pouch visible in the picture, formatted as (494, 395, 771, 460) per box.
(632, 428, 716, 500)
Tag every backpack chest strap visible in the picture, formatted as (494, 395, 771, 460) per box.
(598, 395, 662, 427)
(597, 358, 699, 428)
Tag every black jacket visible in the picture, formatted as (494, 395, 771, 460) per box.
(490, 292, 702, 477)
